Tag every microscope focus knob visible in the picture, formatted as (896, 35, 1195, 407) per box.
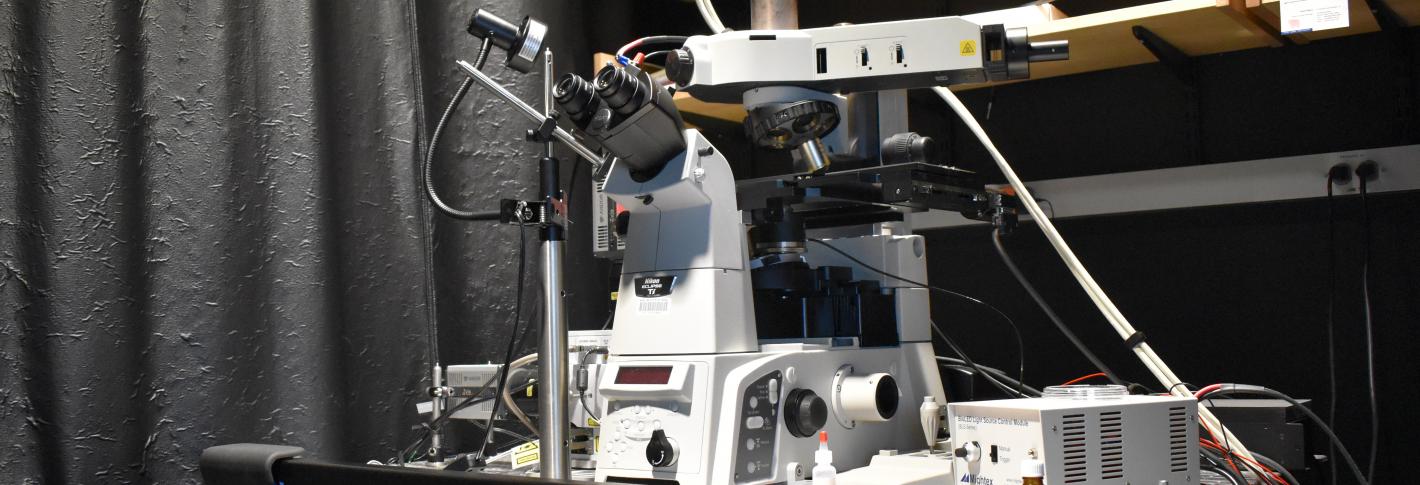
(783, 389, 828, 438)
(665, 48, 695, 87)
(646, 429, 679, 467)
(882, 132, 938, 165)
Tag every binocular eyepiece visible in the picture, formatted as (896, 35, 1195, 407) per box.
(555, 64, 686, 181)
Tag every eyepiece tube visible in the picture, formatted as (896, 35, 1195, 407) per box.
(554, 73, 600, 126)
(594, 65, 648, 116)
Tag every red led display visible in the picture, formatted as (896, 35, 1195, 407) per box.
(615, 366, 673, 385)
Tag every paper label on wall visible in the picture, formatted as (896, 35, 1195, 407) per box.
(1280, 0, 1350, 35)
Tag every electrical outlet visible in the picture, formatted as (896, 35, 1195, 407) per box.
(1324, 152, 1374, 194)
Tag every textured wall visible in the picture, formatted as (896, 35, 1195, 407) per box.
(0, 0, 597, 483)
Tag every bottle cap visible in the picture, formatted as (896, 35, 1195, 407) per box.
(1021, 458, 1044, 477)
(815, 431, 833, 465)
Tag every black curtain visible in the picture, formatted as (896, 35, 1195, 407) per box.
(1, 0, 600, 483)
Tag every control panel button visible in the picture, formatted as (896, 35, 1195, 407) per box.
(767, 378, 781, 404)
(746, 415, 765, 429)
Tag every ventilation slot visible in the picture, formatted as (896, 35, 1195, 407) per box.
(1060, 413, 1088, 483)
(1099, 411, 1124, 480)
(1167, 406, 1190, 472)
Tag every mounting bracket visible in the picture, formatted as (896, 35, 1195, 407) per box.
(1132, 26, 1196, 92)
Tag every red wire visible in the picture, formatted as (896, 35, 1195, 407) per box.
(1199, 420, 1252, 480)
(1060, 372, 1107, 386)
(1194, 383, 1223, 399)
(1200, 439, 1289, 484)
(616, 37, 647, 58)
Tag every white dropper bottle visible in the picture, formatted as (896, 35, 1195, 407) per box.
(813, 431, 837, 485)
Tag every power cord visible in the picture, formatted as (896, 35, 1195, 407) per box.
(934, 356, 1042, 397)
(1324, 163, 1350, 485)
(475, 226, 533, 462)
(1199, 384, 1369, 485)
(421, 37, 501, 221)
(1200, 447, 1247, 485)
(1252, 451, 1301, 485)
(1355, 160, 1380, 483)
(396, 379, 538, 465)
(991, 228, 1126, 387)
(805, 238, 1029, 398)
(931, 85, 1254, 462)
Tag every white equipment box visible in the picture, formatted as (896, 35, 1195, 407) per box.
(948, 389, 1198, 484)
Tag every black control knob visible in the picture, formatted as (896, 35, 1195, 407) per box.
(646, 429, 679, 467)
(665, 48, 695, 87)
(614, 211, 630, 237)
(882, 132, 938, 165)
(783, 389, 828, 438)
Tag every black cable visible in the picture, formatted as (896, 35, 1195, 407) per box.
(640, 50, 672, 65)
(579, 394, 600, 422)
(567, 154, 582, 215)
(934, 356, 1042, 397)
(600, 308, 614, 330)
(476, 226, 532, 461)
(1252, 451, 1300, 485)
(807, 238, 1027, 397)
(1358, 172, 1379, 484)
(1200, 447, 1249, 485)
(1036, 198, 1056, 219)
(421, 38, 501, 221)
(617, 35, 689, 57)
(1201, 465, 1244, 485)
(397, 379, 539, 465)
(991, 228, 1125, 387)
(931, 324, 1026, 398)
(1207, 385, 1369, 485)
(404, 4, 450, 449)
(1324, 177, 1340, 485)
(575, 347, 603, 422)
(468, 422, 535, 443)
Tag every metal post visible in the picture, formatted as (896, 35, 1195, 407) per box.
(537, 48, 570, 480)
(751, 0, 798, 30)
(428, 363, 443, 463)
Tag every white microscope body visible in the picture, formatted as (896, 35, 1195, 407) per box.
(558, 14, 1067, 485)
(593, 130, 944, 484)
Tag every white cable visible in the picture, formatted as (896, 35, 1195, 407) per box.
(502, 353, 540, 436)
(931, 86, 1255, 462)
(695, 0, 730, 33)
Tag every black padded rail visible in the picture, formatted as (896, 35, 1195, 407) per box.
(272, 459, 594, 485)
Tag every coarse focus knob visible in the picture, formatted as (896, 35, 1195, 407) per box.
(665, 48, 695, 86)
(646, 429, 679, 467)
(881, 132, 938, 165)
(784, 389, 828, 438)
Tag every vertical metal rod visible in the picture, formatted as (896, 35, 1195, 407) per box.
(429, 364, 443, 462)
(543, 50, 555, 158)
(537, 47, 570, 480)
(538, 241, 569, 478)
(750, 0, 799, 30)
